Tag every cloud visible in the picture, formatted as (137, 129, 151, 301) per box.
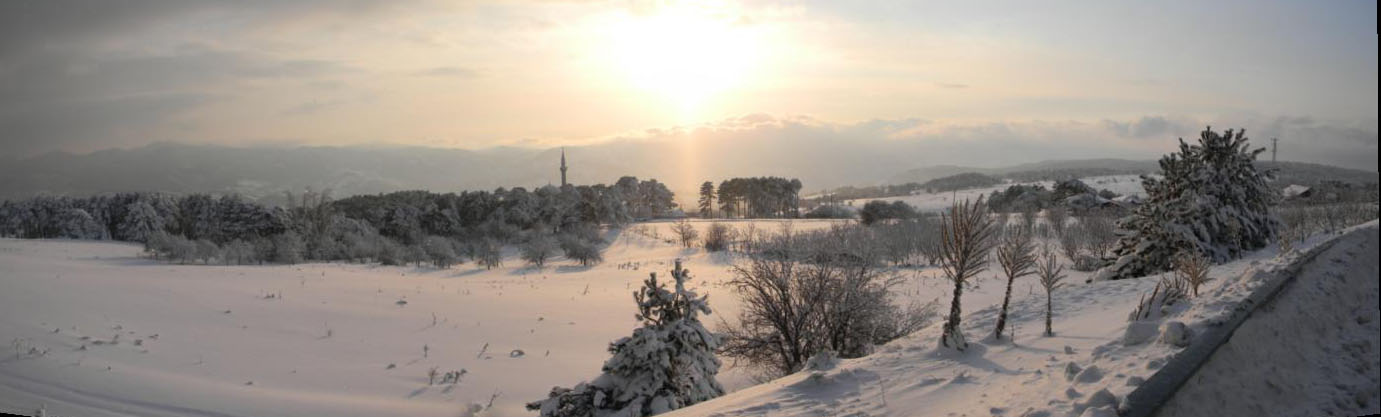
(1101, 116, 1196, 139)
(281, 98, 349, 116)
(935, 82, 970, 89)
(417, 66, 481, 78)
(0, 92, 220, 156)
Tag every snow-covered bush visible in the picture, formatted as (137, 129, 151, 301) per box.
(701, 223, 733, 252)
(527, 260, 723, 417)
(521, 233, 560, 268)
(669, 219, 698, 248)
(1097, 127, 1279, 281)
(423, 235, 459, 268)
(560, 236, 603, 266)
(475, 238, 503, 270)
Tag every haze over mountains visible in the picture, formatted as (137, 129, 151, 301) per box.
(3, 141, 1375, 207)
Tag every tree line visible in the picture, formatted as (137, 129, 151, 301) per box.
(696, 177, 803, 218)
(0, 176, 677, 267)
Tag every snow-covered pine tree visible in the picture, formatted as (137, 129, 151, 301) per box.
(116, 200, 165, 243)
(1095, 127, 1278, 281)
(528, 259, 723, 417)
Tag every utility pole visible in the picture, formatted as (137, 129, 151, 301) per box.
(1271, 137, 1278, 163)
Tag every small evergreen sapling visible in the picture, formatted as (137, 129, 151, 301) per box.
(938, 197, 996, 351)
(994, 229, 1036, 340)
(527, 260, 723, 417)
(1035, 247, 1066, 337)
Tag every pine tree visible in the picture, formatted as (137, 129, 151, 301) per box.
(698, 182, 715, 219)
(1096, 127, 1279, 280)
(528, 260, 723, 417)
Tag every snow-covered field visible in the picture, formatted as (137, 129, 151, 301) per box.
(2, 219, 1373, 417)
(0, 220, 917, 417)
(843, 175, 1146, 212)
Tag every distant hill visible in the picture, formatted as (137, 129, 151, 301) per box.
(920, 172, 1003, 192)
(888, 158, 1374, 188)
(886, 159, 1157, 184)
(1258, 161, 1379, 186)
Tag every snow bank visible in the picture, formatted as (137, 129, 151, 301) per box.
(1154, 222, 1379, 417)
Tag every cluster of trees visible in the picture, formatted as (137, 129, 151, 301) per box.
(985, 179, 1122, 214)
(921, 172, 1002, 193)
(712, 177, 803, 218)
(858, 200, 918, 225)
(1, 176, 677, 268)
(0, 193, 287, 243)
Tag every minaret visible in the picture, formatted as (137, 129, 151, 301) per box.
(560, 148, 568, 187)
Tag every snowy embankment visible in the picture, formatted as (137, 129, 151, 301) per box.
(666, 222, 1378, 417)
(1155, 222, 1379, 417)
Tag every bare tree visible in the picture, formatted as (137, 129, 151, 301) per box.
(1058, 223, 1084, 262)
(938, 196, 996, 351)
(1045, 206, 1068, 238)
(1020, 208, 1038, 234)
(670, 219, 699, 248)
(720, 229, 932, 378)
(702, 223, 733, 252)
(1174, 251, 1211, 297)
(1035, 247, 1066, 336)
(1081, 214, 1117, 259)
(994, 229, 1036, 340)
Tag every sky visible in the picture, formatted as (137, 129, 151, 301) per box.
(1, 0, 1377, 171)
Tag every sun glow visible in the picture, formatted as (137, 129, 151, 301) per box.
(603, 4, 761, 119)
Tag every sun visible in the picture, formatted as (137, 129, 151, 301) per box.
(604, 4, 760, 118)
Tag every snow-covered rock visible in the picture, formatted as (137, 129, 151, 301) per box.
(1158, 321, 1192, 347)
(1123, 321, 1159, 346)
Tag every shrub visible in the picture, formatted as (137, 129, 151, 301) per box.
(560, 236, 602, 266)
(521, 234, 560, 268)
(527, 260, 722, 417)
(702, 223, 733, 252)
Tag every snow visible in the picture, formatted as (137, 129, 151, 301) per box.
(660, 222, 1377, 417)
(1157, 221, 1380, 417)
(1081, 175, 1145, 198)
(0, 220, 885, 417)
(843, 175, 1144, 213)
(844, 182, 1052, 213)
(1, 219, 1373, 417)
